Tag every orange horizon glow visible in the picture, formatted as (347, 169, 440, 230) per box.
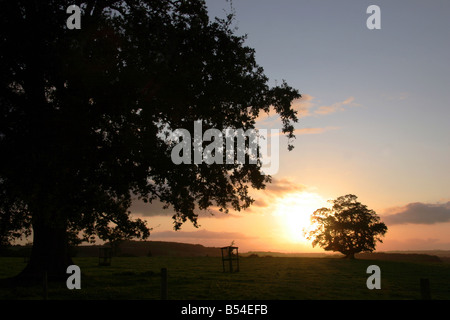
(130, 182, 450, 254)
(271, 192, 328, 245)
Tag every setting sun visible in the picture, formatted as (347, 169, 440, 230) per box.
(272, 192, 328, 244)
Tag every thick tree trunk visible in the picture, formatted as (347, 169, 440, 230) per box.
(13, 221, 73, 284)
(344, 252, 356, 259)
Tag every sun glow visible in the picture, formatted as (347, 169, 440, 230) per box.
(272, 192, 328, 244)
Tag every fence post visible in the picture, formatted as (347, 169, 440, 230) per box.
(420, 278, 431, 300)
(161, 268, 168, 300)
(43, 272, 48, 300)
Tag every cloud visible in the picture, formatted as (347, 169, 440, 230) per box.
(255, 94, 358, 124)
(382, 202, 450, 225)
(252, 198, 269, 208)
(378, 237, 450, 251)
(256, 94, 315, 121)
(314, 96, 357, 115)
(293, 126, 340, 135)
(130, 199, 170, 217)
(262, 177, 307, 196)
(271, 126, 340, 137)
(244, 178, 308, 213)
(291, 94, 315, 117)
(130, 199, 241, 219)
(150, 229, 256, 240)
(130, 177, 308, 218)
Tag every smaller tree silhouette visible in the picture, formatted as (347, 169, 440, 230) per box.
(305, 194, 387, 259)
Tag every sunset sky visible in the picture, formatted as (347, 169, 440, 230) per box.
(130, 0, 450, 253)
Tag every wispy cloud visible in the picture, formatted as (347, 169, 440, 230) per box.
(150, 229, 256, 240)
(256, 94, 315, 121)
(245, 178, 308, 213)
(130, 199, 169, 217)
(262, 177, 308, 196)
(314, 96, 357, 115)
(256, 94, 359, 130)
(382, 202, 450, 225)
(291, 94, 316, 117)
(293, 126, 340, 135)
(379, 237, 450, 251)
(204, 178, 309, 214)
(290, 94, 359, 117)
(130, 177, 308, 217)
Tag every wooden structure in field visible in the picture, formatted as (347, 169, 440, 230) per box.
(221, 246, 239, 273)
(98, 247, 112, 266)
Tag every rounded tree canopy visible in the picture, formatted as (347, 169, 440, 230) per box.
(306, 194, 388, 258)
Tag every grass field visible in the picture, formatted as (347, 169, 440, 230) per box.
(0, 256, 449, 300)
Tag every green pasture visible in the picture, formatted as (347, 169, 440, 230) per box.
(0, 256, 449, 300)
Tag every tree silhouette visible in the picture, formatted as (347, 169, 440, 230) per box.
(306, 194, 387, 259)
(0, 1, 300, 282)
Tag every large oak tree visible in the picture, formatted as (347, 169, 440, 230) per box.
(306, 194, 388, 259)
(0, 0, 300, 282)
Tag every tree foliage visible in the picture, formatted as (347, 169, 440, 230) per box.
(0, 0, 300, 279)
(306, 194, 387, 259)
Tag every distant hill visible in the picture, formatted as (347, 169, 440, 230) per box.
(243, 251, 333, 258)
(0, 240, 223, 258)
(244, 251, 445, 263)
(3, 240, 450, 262)
(383, 250, 450, 263)
(387, 250, 450, 258)
(356, 252, 443, 263)
(74, 240, 223, 257)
